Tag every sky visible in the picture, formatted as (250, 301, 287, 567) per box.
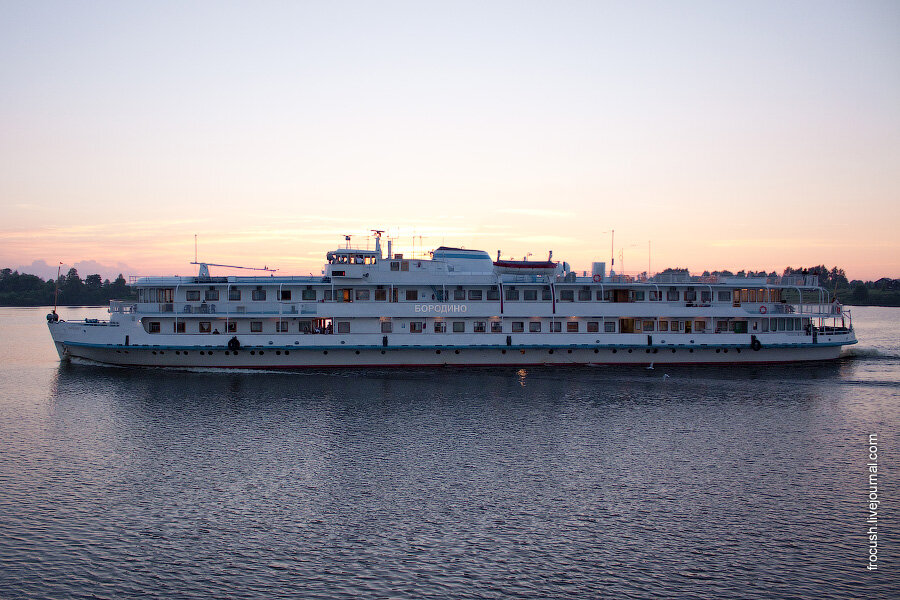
(1, 0, 898, 281)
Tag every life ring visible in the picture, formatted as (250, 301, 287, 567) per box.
(227, 336, 241, 351)
(592, 274, 602, 282)
(759, 306, 767, 314)
(751, 338, 762, 351)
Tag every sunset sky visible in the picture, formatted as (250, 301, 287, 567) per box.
(2, 1, 898, 281)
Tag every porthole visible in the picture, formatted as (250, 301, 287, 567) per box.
(612, 349, 617, 354)
(652, 349, 658, 354)
(435, 350, 441, 354)
(160, 351, 165, 355)
(152, 351, 157, 355)
(183, 351, 188, 355)
(250, 350, 256, 355)
(548, 349, 554, 354)
(627, 349, 632, 353)
(736, 349, 741, 353)
(671, 349, 676, 353)
(501, 350, 506, 354)
(323, 350, 328, 355)
(594, 349, 599, 354)
(233, 351, 239, 356)
(285, 351, 289, 355)
(645, 349, 651, 354)
(567, 349, 572, 354)
(199, 351, 204, 355)
(276, 350, 281, 355)
(355, 350, 360, 355)
(381, 350, 386, 354)
(724, 349, 728, 353)
(175, 351, 180, 355)
(455, 350, 460, 354)
(259, 351, 264, 355)
(689, 349, 694, 353)
(224, 351, 229, 355)
(716, 349, 721, 353)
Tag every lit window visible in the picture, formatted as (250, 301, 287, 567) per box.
(434, 322, 446, 333)
(694, 321, 705, 331)
(474, 321, 486, 333)
(529, 322, 541, 332)
(512, 322, 524, 332)
(410, 321, 423, 333)
(250, 321, 262, 332)
(491, 322, 502, 333)
(567, 321, 579, 332)
(670, 321, 680, 331)
(659, 321, 669, 332)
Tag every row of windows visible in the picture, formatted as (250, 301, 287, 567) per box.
(147, 287, 786, 304)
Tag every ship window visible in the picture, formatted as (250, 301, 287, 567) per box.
(454, 289, 466, 301)
(649, 291, 659, 301)
(506, 288, 520, 301)
(578, 289, 591, 301)
(338, 321, 350, 333)
(474, 321, 486, 333)
(787, 319, 794, 331)
(716, 320, 728, 332)
(391, 262, 400, 271)
(587, 321, 599, 333)
(684, 290, 696, 302)
(374, 289, 387, 301)
(199, 321, 211, 333)
(148, 322, 160, 333)
(324, 289, 333, 301)
(186, 290, 200, 301)
(302, 289, 316, 301)
(529, 322, 541, 333)
(667, 290, 679, 301)
(701, 291, 711, 303)
(229, 289, 241, 301)
(491, 321, 502, 333)
(405, 289, 418, 301)
(453, 322, 465, 333)
(487, 288, 499, 301)
(250, 321, 263, 332)
(604, 321, 616, 333)
(205, 290, 219, 301)
(671, 321, 680, 331)
(550, 322, 561, 332)
(542, 289, 552, 301)
(434, 322, 446, 333)
(401, 262, 410, 272)
(276, 321, 288, 332)
(252, 289, 266, 301)
(642, 320, 655, 332)
(658, 321, 669, 332)
(161, 289, 174, 302)
(718, 291, 731, 302)
(468, 290, 483, 301)
(560, 290, 574, 302)
(634, 291, 645, 301)
(512, 322, 524, 332)
(694, 321, 706, 331)
(355, 289, 370, 301)
(381, 321, 393, 333)
(227, 322, 236, 333)
(174, 322, 185, 333)
(524, 289, 537, 301)
(634, 320, 642, 331)
(410, 321, 423, 333)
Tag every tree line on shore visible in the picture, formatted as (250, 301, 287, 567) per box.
(1, 264, 898, 306)
(0, 268, 135, 306)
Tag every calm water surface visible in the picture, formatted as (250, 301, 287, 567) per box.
(1, 306, 897, 599)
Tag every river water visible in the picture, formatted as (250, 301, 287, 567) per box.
(0, 306, 896, 599)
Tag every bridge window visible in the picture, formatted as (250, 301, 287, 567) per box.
(587, 321, 599, 333)
(174, 322, 185, 333)
(391, 262, 400, 271)
(199, 322, 211, 333)
(374, 289, 386, 301)
(405, 289, 418, 301)
(252, 289, 266, 301)
(474, 321, 486, 333)
(434, 322, 446, 333)
(148, 322, 160, 333)
(302, 289, 316, 301)
(338, 322, 350, 333)
(251, 321, 262, 332)
(512, 322, 524, 332)
(634, 291, 645, 301)
(578, 289, 591, 301)
(560, 290, 574, 302)
(718, 291, 731, 301)
(529, 322, 541, 333)
(567, 321, 579, 332)
(542, 289, 552, 301)
(186, 290, 200, 301)
(454, 289, 465, 301)
(667, 290, 679, 301)
(524, 289, 537, 301)
(491, 321, 502, 333)
(468, 290, 482, 301)
(205, 290, 219, 301)
(453, 322, 465, 333)
(229, 289, 241, 301)
(401, 262, 409, 272)
(381, 321, 393, 333)
(505, 288, 519, 301)
(410, 321, 423, 333)
(487, 288, 500, 301)
(550, 322, 561, 332)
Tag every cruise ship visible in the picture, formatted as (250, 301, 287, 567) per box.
(47, 232, 856, 367)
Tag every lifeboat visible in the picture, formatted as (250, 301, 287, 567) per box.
(493, 259, 559, 275)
